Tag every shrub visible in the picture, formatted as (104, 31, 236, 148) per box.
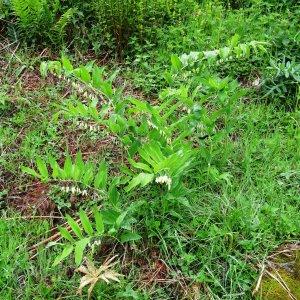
(262, 58, 300, 108)
(218, 0, 299, 10)
(8, 0, 75, 45)
(91, 0, 197, 56)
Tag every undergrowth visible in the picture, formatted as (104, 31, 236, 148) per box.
(0, 1, 299, 299)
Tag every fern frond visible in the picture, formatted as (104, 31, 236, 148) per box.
(51, 8, 75, 42)
(11, 0, 45, 28)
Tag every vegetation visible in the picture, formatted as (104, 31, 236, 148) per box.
(0, 0, 299, 299)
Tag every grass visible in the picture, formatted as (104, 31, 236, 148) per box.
(1, 2, 300, 299)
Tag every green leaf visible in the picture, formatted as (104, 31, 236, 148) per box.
(93, 207, 104, 235)
(72, 164, 81, 181)
(74, 238, 90, 266)
(48, 156, 60, 179)
(94, 162, 107, 189)
(21, 166, 41, 179)
(120, 232, 142, 243)
(108, 185, 120, 207)
(138, 142, 164, 168)
(82, 167, 94, 187)
(40, 62, 48, 78)
(58, 226, 74, 242)
(92, 66, 103, 89)
(125, 173, 154, 192)
(230, 33, 240, 47)
(63, 155, 73, 179)
(99, 81, 113, 98)
(66, 215, 83, 238)
(79, 210, 94, 235)
(129, 97, 149, 112)
(79, 66, 91, 83)
(53, 244, 73, 266)
(115, 211, 128, 229)
(36, 157, 49, 181)
(171, 54, 182, 71)
(48, 61, 62, 75)
(61, 55, 73, 73)
(102, 209, 119, 225)
(75, 152, 85, 172)
(108, 69, 119, 83)
(128, 158, 152, 173)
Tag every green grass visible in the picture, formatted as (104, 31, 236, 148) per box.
(1, 1, 300, 299)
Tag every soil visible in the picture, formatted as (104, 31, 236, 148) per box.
(10, 182, 56, 215)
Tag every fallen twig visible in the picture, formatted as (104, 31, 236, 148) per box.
(252, 264, 266, 296)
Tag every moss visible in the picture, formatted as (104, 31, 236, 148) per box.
(294, 251, 300, 279)
(258, 251, 300, 300)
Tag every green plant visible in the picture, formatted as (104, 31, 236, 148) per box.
(219, 0, 251, 9)
(0, 90, 10, 112)
(22, 153, 108, 193)
(177, 38, 267, 70)
(40, 57, 120, 101)
(1, 2, 300, 298)
(127, 141, 194, 192)
(53, 207, 104, 266)
(262, 57, 300, 107)
(91, 0, 197, 56)
(10, 0, 75, 44)
(53, 205, 141, 265)
(40, 55, 242, 195)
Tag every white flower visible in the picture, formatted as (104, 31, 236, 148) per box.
(155, 175, 172, 190)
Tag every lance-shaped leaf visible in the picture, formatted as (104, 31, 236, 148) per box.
(53, 244, 74, 266)
(93, 207, 104, 235)
(79, 210, 94, 235)
(125, 173, 154, 192)
(66, 214, 83, 239)
(36, 157, 49, 181)
(74, 238, 90, 266)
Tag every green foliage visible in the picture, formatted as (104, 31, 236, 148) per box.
(127, 141, 193, 191)
(40, 55, 241, 193)
(178, 39, 267, 69)
(53, 208, 102, 266)
(54, 206, 141, 266)
(1, 1, 300, 299)
(262, 57, 300, 107)
(0, 90, 10, 112)
(9, 0, 74, 44)
(91, 0, 196, 55)
(218, 0, 299, 10)
(218, 0, 251, 9)
(3, 0, 198, 52)
(22, 153, 108, 191)
(41, 57, 120, 101)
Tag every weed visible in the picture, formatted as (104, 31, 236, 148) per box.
(0, 1, 299, 299)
